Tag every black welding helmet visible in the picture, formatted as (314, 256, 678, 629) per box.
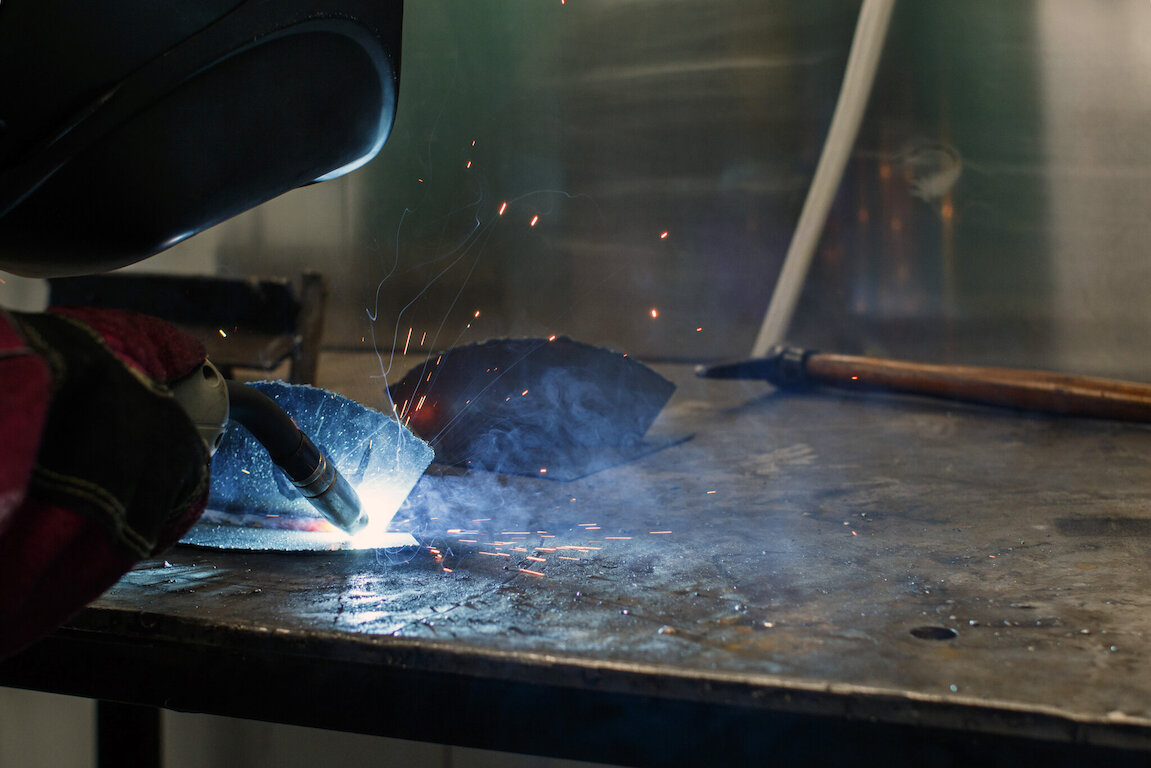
(0, 0, 402, 276)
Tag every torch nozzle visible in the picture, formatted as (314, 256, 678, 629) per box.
(224, 381, 368, 535)
(288, 436, 368, 534)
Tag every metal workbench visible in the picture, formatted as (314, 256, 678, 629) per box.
(5, 353, 1151, 766)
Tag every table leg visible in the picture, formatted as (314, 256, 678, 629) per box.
(97, 700, 161, 768)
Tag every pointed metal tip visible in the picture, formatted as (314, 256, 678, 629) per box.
(695, 360, 762, 380)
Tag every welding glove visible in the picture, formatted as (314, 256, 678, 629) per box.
(0, 307, 211, 658)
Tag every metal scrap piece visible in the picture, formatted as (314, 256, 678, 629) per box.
(387, 337, 676, 480)
(182, 381, 432, 550)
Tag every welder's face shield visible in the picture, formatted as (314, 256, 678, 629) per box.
(0, 0, 402, 278)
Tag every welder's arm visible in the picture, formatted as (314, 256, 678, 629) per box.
(0, 307, 211, 658)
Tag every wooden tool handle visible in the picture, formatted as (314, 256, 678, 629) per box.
(805, 353, 1151, 422)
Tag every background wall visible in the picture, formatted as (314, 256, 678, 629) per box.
(4, 0, 1134, 376)
(0, 688, 613, 768)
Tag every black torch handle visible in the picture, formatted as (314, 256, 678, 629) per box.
(224, 381, 367, 533)
(225, 381, 320, 481)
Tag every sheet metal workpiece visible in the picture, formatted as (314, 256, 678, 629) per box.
(186, 380, 432, 549)
(7, 360, 1151, 765)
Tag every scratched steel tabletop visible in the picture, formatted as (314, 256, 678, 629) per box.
(6, 352, 1151, 765)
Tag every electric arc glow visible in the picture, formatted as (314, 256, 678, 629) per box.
(341, 483, 419, 549)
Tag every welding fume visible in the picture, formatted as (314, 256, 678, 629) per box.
(0, 0, 404, 658)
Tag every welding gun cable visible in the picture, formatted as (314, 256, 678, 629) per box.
(224, 381, 368, 534)
(750, 0, 896, 356)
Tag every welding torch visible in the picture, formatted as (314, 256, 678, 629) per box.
(172, 363, 368, 534)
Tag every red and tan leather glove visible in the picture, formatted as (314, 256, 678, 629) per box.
(0, 307, 211, 658)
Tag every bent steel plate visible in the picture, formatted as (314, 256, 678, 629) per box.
(180, 519, 418, 552)
(387, 337, 678, 480)
(181, 381, 432, 552)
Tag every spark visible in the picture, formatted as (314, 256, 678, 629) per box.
(472, 518, 491, 522)
(539, 467, 548, 474)
(218, 329, 228, 338)
(502, 531, 532, 535)
(559, 556, 579, 561)
(660, 231, 669, 239)
(649, 531, 672, 535)
(650, 308, 659, 319)
(442, 568, 454, 573)
(604, 536, 632, 540)
(706, 490, 717, 494)
(417, 178, 424, 182)
(548, 334, 557, 341)
(525, 556, 547, 563)
(530, 215, 540, 227)
(498, 201, 508, 216)
(578, 523, 598, 527)
(850, 375, 859, 381)
(471, 140, 476, 146)
(474, 309, 481, 318)
(402, 327, 412, 355)
(240, 468, 250, 475)
(420, 331, 427, 345)
(696, 327, 703, 332)
(521, 389, 529, 396)
(415, 395, 427, 411)
(479, 551, 510, 557)
(518, 568, 546, 577)
(466, 160, 472, 169)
